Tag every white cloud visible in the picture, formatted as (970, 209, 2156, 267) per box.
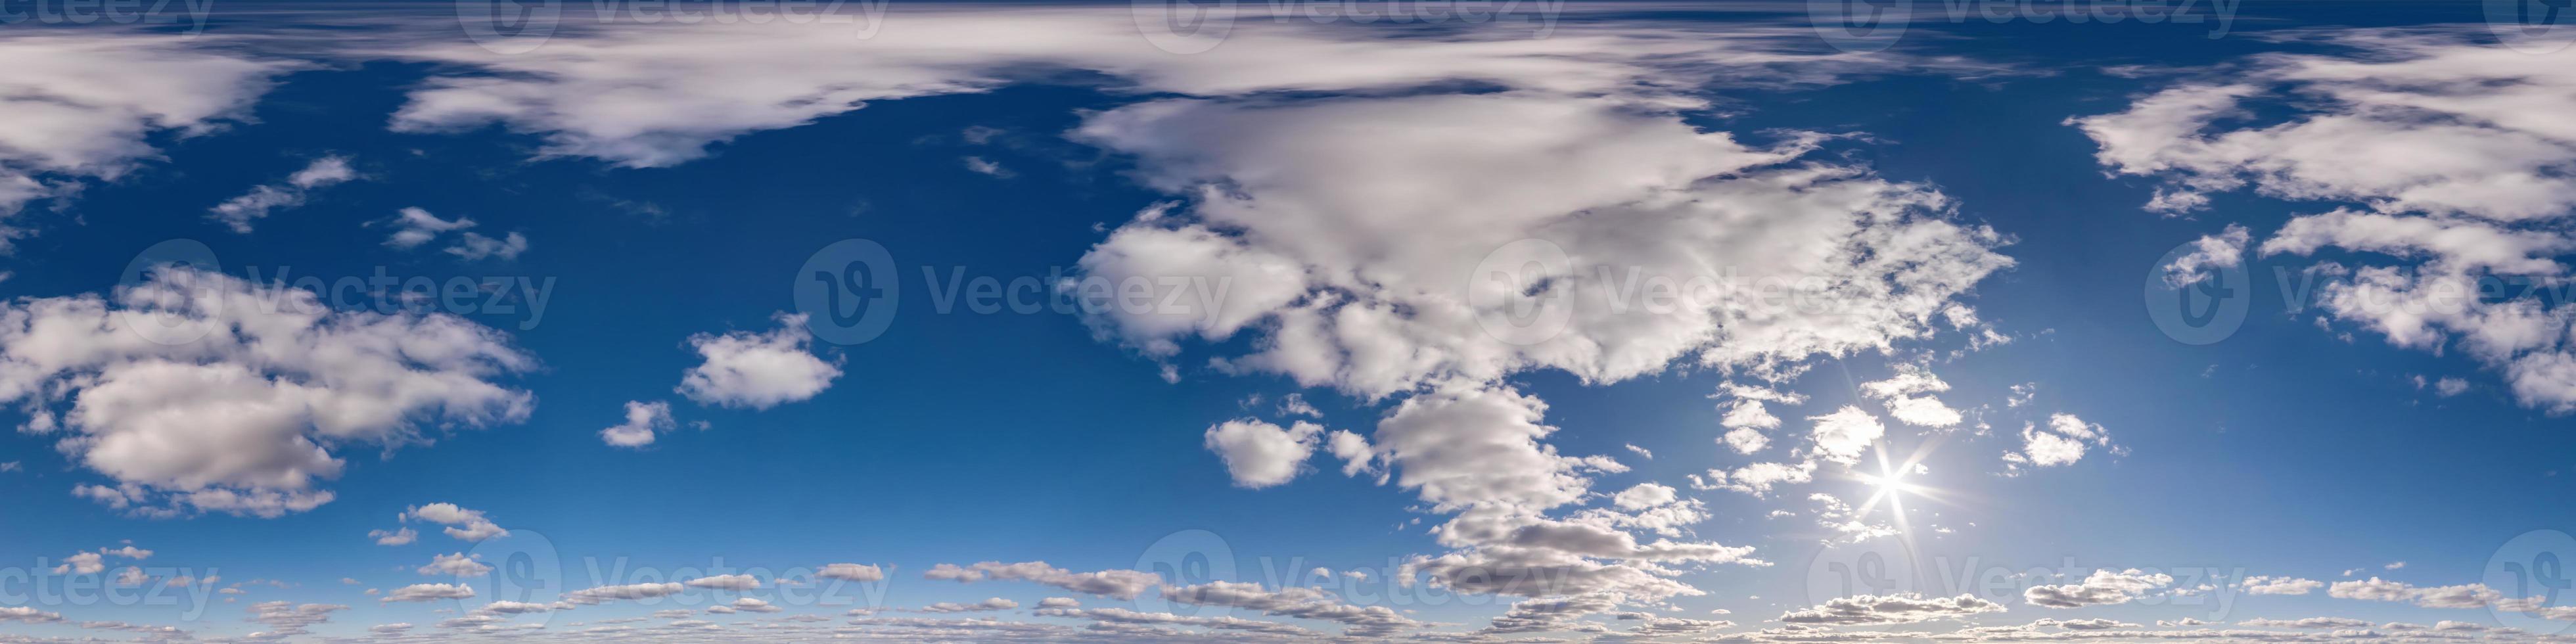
(961, 156, 1009, 177)
(676, 312, 842, 410)
(475, 601, 554, 615)
(2240, 575, 2324, 595)
(917, 597, 1017, 613)
(0, 607, 62, 623)
(1857, 365, 1962, 428)
(1718, 384, 1804, 455)
(1611, 482, 1678, 511)
(248, 601, 348, 636)
(2330, 577, 2506, 609)
(208, 155, 356, 233)
(417, 553, 492, 577)
(2073, 29, 2576, 415)
(369, 527, 417, 546)
(817, 563, 884, 582)
(403, 503, 509, 541)
(1779, 593, 2006, 624)
(923, 561, 1160, 600)
(2004, 413, 2119, 472)
(1161, 581, 1421, 637)
(381, 583, 474, 603)
(377, 207, 528, 261)
(2433, 378, 2469, 397)
(2162, 224, 2251, 287)
(683, 574, 759, 591)
(446, 231, 529, 262)
(357, 5, 2017, 624)
(1359, 384, 1590, 513)
(382, 9, 1939, 169)
(601, 400, 677, 448)
(51, 551, 103, 575)
(1805, 407, 1885, 466)
(1697, 461, 1818, 497)
(0, 34, 290, 248)
(2025, 569, 2174, 608)
(382, 207, 474, 249)
(1202, 419, 1323, 489)
(563, 582, 684, 605)
(0, 268, 535, 517)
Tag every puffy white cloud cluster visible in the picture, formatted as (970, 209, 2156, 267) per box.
(676, 313, 841, 410)
(417, 552, 492, 577)
(0, 33, 290, 247)
(1160, 581, 1421, 637)
(2025, 568, 2174, 608)
(2241, 575, 2324, 595)
(1778, 592, 2006, 624)
(601, 400, 676, 448)
(1857, 365, 1966, 428)
(923, 561, 1161, 600)
(379, 207, 529, 262)
(381, 583, 475, 603)
(1202, 419, 1324, 488)
(401, 503, 510, 541)
(1717, 384, 1805, 455)
(2074, 28, 2576, 413)
(0, 268, 536, 517)
(2004, 413, 2120, 472)
(307, 4, 2013, 629)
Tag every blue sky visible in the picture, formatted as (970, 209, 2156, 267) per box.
(2, 1, 2575, 641)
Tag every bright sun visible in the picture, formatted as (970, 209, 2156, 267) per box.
(1851, 442, 1946, 534)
